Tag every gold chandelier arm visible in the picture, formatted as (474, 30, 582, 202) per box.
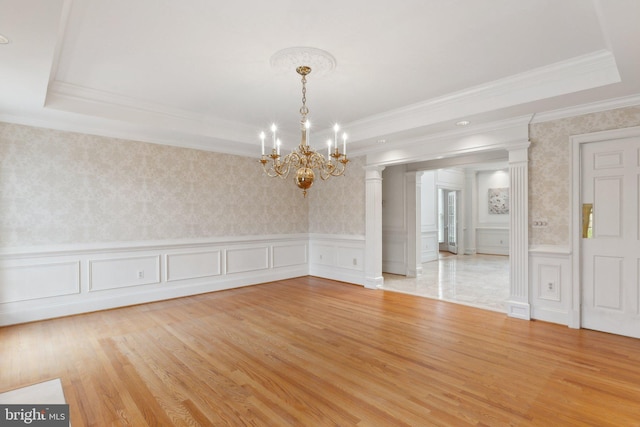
(314, 152, 348, 180)
(261, 153, 292, 179)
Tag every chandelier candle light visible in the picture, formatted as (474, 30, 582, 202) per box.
(259, 65, 348, 197)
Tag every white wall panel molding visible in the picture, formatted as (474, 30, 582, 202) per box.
(166, 251, 222, 282)
(0, 235, 309, 326)
(476, 227, 510, 256)
(529, 246, 572, 326)
(89, 255, 161, 292)
(0, 260, 80, 304)
(309, 234, 365, 286)
(226, 246, 269, 274)
(273, 243, 308, 269)
(421, 231, 438, 263)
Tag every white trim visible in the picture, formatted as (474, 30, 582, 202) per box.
(529, 245, 572, 255)
(531, 94, 640, 124)
(363, 116, 531, 162)
(0, 235, 311, 326)
(569, 125, 640, 329)
(308, 234, 366, 286)
(0, 234, 310, 258)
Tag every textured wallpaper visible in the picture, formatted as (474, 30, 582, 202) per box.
(529, 106, 640, 246)
(307, 155, 366, 236)
(11, 103, 638, 250)
(0, 122, 314, 247)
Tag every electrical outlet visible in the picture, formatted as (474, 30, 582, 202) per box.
(353, 258, 357, 266)
(137, 271, 144, 279)
(547, 282, 553, 291)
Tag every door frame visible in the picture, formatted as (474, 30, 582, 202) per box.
(570, 125, 640, 329)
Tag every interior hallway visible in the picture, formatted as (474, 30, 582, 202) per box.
(382, 253, 510, 313)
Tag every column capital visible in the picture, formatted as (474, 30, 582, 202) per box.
(364, 165, 386, 180)
(507, 140, 531, 163)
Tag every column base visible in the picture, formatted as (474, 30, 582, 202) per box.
(365, 276, 384, 289)
(506, 300, 531, 320)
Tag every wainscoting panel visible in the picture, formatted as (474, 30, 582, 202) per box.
(336, 247, 364, 271)
(166, 251, 222, 282)
(0, 235, 309, 325)
(421, 231, 438, 263)
(311, 244, 336, 266)
(476, 227, 509, 255)
(89, 255, 161, 291)
(0, 260, 80, 303)
(309, 234, 365, 285)
(226, 246, 269, 274)
(529, 246, 572, 325)
(273, 243, 307, 268)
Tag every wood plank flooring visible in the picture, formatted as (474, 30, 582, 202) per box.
(2, 276, 640, 426)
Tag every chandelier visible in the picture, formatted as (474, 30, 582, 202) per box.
(259, 65, 348, 197)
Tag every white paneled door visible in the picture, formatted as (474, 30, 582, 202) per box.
(581, 137, 640, 338)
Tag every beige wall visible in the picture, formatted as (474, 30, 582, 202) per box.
(529, 105, 640, 246)
(307, 155, 366, 235)
(0, 122, 366, 248)
(0, 122, 309, 246)
(5, 104, 640, 250)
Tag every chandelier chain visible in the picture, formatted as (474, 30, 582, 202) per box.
(300, 73, 309, 119)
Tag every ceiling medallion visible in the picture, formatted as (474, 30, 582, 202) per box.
(270, 47, 336, 77)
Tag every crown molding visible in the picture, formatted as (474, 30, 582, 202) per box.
(364, 115, 531, 167)
(345, 50, 620, 142)
(353, 114, 532, 158)
(48, 80, 204, 122)
(530, 93, 640, 124)
(0, 111, 259, 158)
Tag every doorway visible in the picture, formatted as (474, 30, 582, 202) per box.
(365, 131, 531, 320)
(380, 164, 511, 313)
(438, 188, 459, 255)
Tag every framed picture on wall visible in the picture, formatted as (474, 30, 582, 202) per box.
(488, 187, 509, 214)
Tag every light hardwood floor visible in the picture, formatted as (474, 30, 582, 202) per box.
(2, 276, 640, 426)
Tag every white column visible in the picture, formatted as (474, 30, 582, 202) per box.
(464, 170, 477, 255)
(365, 165, 385, 289)
(405, 171, 423, 277)
(507, 142, 531, 319)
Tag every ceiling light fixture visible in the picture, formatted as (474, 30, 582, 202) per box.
(456, 120, 470, 126)
(259, 65, 348, 197)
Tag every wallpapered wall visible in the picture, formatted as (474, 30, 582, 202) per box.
(0, 122, 366, 248)
(4, 104, 638, 249)
(307, 155, 366, 235)
(529, 105, 640, 247)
